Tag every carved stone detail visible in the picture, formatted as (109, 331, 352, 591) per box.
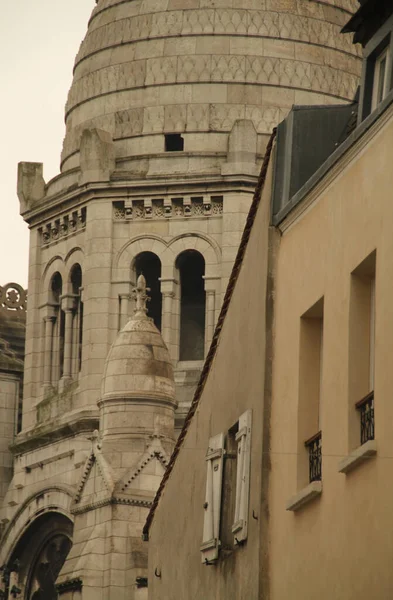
(40, 208, 86, 247)
(113, 197, 223, 221)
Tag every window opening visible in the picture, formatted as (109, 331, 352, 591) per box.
(134, 252, 162, 330)
(165, 133, 184, 152)
(349, 252, 376, 448)
(298, 298, 324, 486)
(50, 272, 63, 382)
(372, 46, 390, 110)
(177, 250, 206, 361)
(70, 264, 83, 372)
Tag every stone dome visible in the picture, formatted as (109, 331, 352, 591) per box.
(60, 0, 361, 179)
(101, 276, 175, 404)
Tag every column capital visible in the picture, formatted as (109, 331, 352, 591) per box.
(39, 303, 57, 320)
(159, 278, 178, 294)
(61, 294, 78, 311)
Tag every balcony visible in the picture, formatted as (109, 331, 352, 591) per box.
(356, 391, 374, 445)
(305, 431, 322, 483)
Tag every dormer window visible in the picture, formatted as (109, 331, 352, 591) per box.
(372, 46, 391, 109)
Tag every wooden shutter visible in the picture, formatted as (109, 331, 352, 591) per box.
(232, 410, 252, 544)
(200, 432, 225, 563)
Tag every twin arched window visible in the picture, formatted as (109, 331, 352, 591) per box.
(132, 250, 206, 362)
(44, 265, 83, 390)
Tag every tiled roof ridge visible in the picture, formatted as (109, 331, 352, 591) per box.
(143, 127, 277, 539)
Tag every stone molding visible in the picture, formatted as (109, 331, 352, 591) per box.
(11, 413, 99, 455)
(118, 437, 170, 494)
(56, 577, 83, 595)
(76, 9, 359, 71)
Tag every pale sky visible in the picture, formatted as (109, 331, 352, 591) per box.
(0, 1, 95, 287)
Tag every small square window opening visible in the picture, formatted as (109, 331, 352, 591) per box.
(165, 133, 184, 152)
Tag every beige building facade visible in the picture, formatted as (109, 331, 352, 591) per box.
(146, 2, 393, 598)
(0, 0, 362, 598)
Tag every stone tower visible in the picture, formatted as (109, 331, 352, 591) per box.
(0, 0, 360, 598)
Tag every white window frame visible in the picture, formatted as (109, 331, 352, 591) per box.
(231, 410, 252, 544)
(200, 432, 225, 563)
(372, 46, 391, 110)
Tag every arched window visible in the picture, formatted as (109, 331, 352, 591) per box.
(6, 512, 73, 600)
(176, 250, 206, 361)
(134, 252, 162, 330)
(70, 264, 83, 372)
(49, 272, 64, 383)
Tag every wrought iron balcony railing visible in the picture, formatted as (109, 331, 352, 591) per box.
(356, 391, 374, 445)
(305, 431, 322, 483)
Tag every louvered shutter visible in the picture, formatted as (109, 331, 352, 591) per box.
(232, 410, 252, 544)
(200, 432, 225, 563)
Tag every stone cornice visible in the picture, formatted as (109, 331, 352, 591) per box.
(22, 173, 258, 227)
(71, 495, 153, 515)
(11, 412, 99, 455)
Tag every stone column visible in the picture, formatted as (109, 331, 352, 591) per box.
(203, 276, 220, 355)
(60, 295, 77, 386)
(159, 278, 177, 361)
(205, 291, 215, 355)
(40, 303, 57, 393)
(119, 293, 130, 329)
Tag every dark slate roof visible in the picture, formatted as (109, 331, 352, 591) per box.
(143, 128, 277, 539)
(342, 0, 393, 46)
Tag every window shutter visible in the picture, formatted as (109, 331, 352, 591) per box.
(232, 410, 252, 544)
(200, 432, 225, 563)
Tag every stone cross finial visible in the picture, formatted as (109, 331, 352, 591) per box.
(132, 274, 151, 317)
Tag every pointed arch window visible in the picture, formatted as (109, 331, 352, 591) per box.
(134, 252, 162, 330)
(176, 250, 206, 361)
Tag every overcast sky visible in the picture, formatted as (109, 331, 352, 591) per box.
(0, 1, 94, 287)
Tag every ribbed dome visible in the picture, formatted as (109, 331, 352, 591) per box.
(60, 0, 361, 178)
(101, 278, 175, 404)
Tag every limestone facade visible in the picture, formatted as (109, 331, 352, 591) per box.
(0, 0, 362, 598)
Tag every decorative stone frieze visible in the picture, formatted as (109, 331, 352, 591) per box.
(39, 207, 86, 246)
(113, 196, 223, 220)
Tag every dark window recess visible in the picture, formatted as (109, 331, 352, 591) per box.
(70, 264, 83, 371)
(165, 133, 184, 152)
(220, 423, 238, 552)
(134, 252, 162, 331)
(59, 310, 65, 379)
(304, 431, 322, 483)
(356, 391, 375, 445)
(177, 250, 205, 361)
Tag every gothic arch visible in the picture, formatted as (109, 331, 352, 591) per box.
(0, 485, 74, 565)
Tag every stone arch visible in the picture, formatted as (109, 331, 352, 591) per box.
(163, 233, 221, 280)
(64, 247, 84, 289)
(40, 256, 66, 306)
(0, 485, 74, 565)
(113, 235, 168, 282)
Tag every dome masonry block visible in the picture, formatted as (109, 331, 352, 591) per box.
(80, 128, 115, 184)
(222, 119, 259, 177)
